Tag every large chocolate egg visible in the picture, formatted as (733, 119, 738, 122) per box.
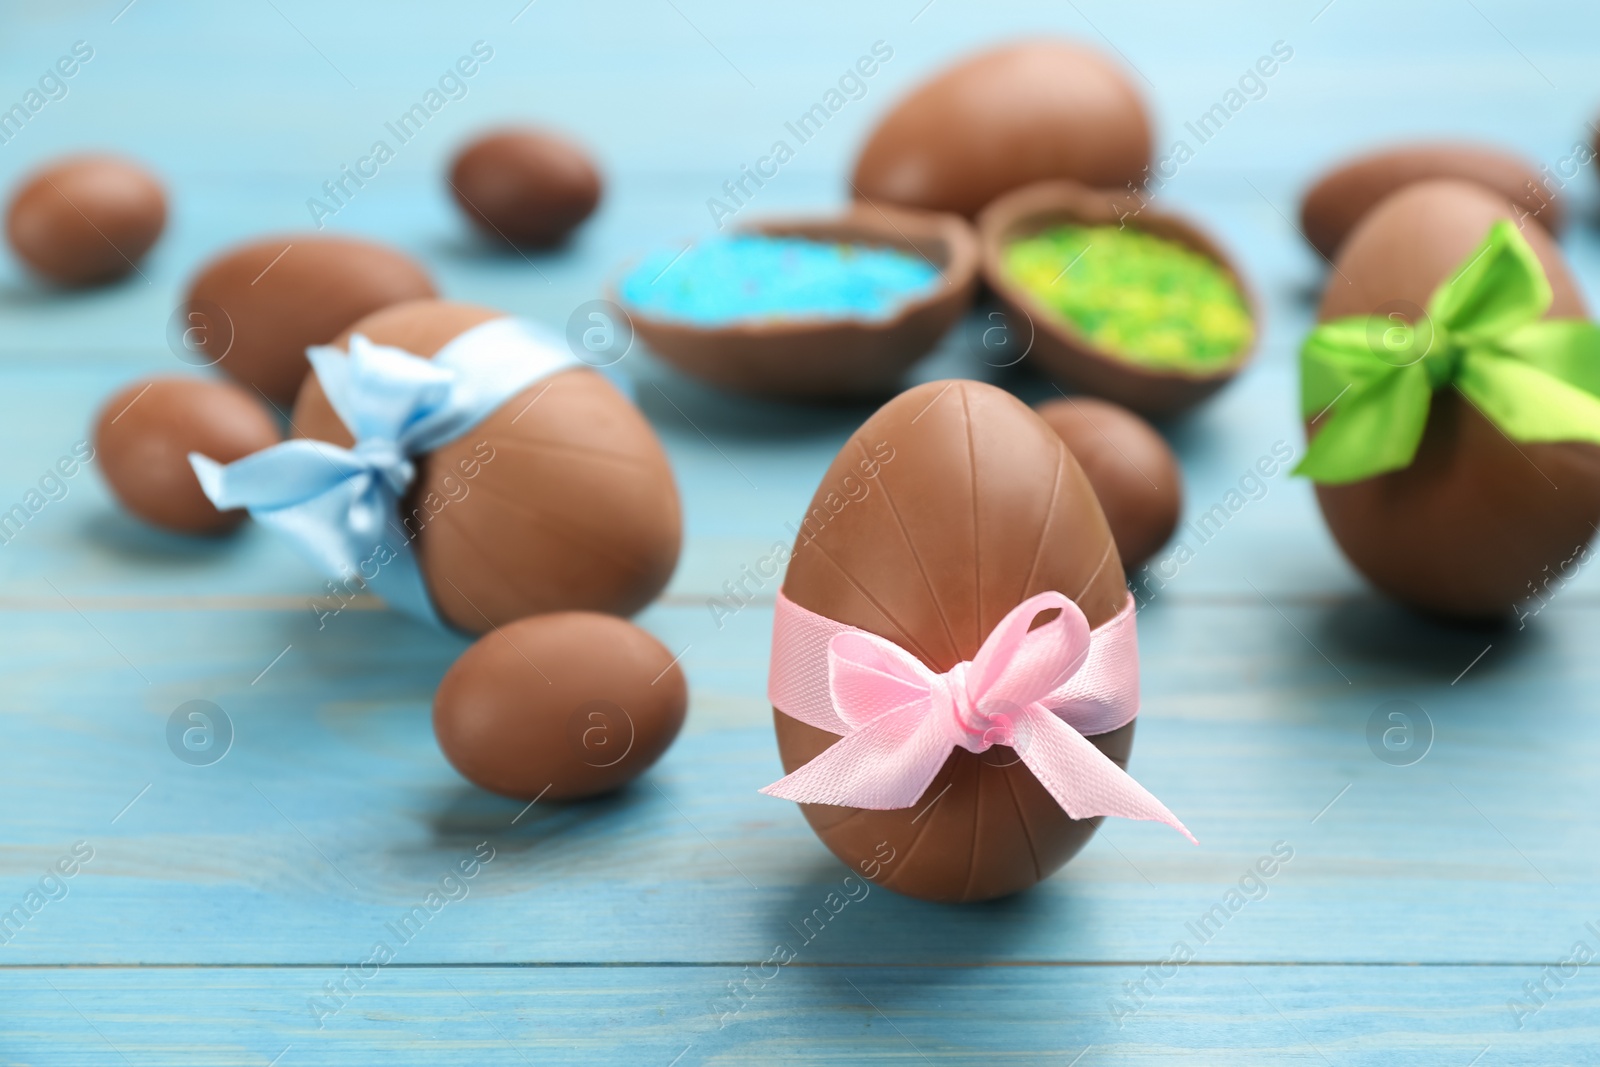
(1035, 396, 1181, 572)
(434, 612, 687, 800)
(1313, 179, 1600, 618)
(774, 379, 1130, 902)
(851, 41, 1151, 219)
(1300, 142, 1561, 261)
(184, 236, 436, 405)
(94, 376, 280, 535)
(5, 155, 165, 286)
(292, 300, 681, 634)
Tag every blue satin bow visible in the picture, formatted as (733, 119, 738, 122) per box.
(190, 317, 584, 625)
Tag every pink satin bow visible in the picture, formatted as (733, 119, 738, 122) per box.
(763, 589, 1194, 842)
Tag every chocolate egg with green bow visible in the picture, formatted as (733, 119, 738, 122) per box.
(1305, 179, 1600, 618)
(772, 379, 1140, 903)
(291, 299, 682, 633)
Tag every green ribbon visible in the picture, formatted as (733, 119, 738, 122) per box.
(1296, 220, 1600, 485)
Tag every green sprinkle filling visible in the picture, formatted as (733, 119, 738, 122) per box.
(1002, 224, 1253, 371)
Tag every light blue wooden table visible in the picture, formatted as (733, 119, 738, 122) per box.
(4, 1, 1600, 1062)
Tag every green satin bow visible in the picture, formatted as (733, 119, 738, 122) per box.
(1296, 220, 1600, 485)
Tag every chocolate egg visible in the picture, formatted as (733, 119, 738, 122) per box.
(774, 379, 1130, 902)
(1036, 396, 1181, 571)
(1300, 142, 1561, 261)
(434, 613, 687, 800)
(851, 41, 1151, 219)
(620, 205, 977, 400)
(292, 299, 681, 634)
(1313, 179, 1600, 618)
(978, 180, 1258, 416)
(94, 376, 281, 535)
(184, 235, 436, 406)
(449, 128, 601, 247)
(5, 155, 165, 286)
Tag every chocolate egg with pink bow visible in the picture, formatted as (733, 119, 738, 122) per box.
(771, 379, 1166, 903)
(291, 299, 682, 633)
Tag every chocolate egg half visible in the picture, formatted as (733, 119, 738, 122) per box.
(185, 235, 436, 406)
(292, 299, 682, 634)
(774, 379, 1129, 903)
(449, 127, 602, 247)
(94, 376, 280, 534)
(851, 40, 1151, 219)
(620, 205, 977, 400)
(978, 180, 1258, 416)
(1313, 179, 1600, 618)
(1300, 142, 1561, 261)
(1036, 396, 1181, 572)
(434, 612, 687, 800)
(6, 155, 165, 286)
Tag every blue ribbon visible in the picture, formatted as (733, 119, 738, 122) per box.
(190, 317, 585, 625)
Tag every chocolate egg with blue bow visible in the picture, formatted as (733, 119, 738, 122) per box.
(1312, 179, 1600, 618)
(291, 299, 681, 633)
(772, 379, 1132, 903)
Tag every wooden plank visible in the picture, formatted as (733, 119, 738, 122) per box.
(0, 601, 1595, 965)
(3, 964, 1594, 1065)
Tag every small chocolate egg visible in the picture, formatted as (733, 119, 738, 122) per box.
(292, 299, 682, 634)
(94, 376, 281, 534)
(5, 155, 165, 286)
(774, 379, 1129, 903)
(851, 41, 1151, 219)
(1300, 142, 1561, 261)
(449, 128, 602, 247)
(184, 235, 436, 406)
(434, 612, 687, 800)
(1036, 396, 1181, 571)
(1312, 179, 1600, 618)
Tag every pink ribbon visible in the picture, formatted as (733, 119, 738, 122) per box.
(763, 589, 1194, 842)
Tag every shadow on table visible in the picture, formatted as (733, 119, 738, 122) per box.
(1287, 275, 1325, 310)
(423, 232, 585, 265)
(622, 299, 1282, 451)
(0, 272, 155, 309)
(406, 780, 647, 875)
(0, 277, 67, 308)
(634, 365, 881, 445)
(745, 854, 1078, 975)
(1308, 594, 1539, 685)
(78, 508, 243, 566)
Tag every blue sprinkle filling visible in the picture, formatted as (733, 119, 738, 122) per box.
(620, 235, 942, 327)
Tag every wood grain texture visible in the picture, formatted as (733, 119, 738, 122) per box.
(3, 0, 1600, 1058)
(3, 965, 1597, 1065)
